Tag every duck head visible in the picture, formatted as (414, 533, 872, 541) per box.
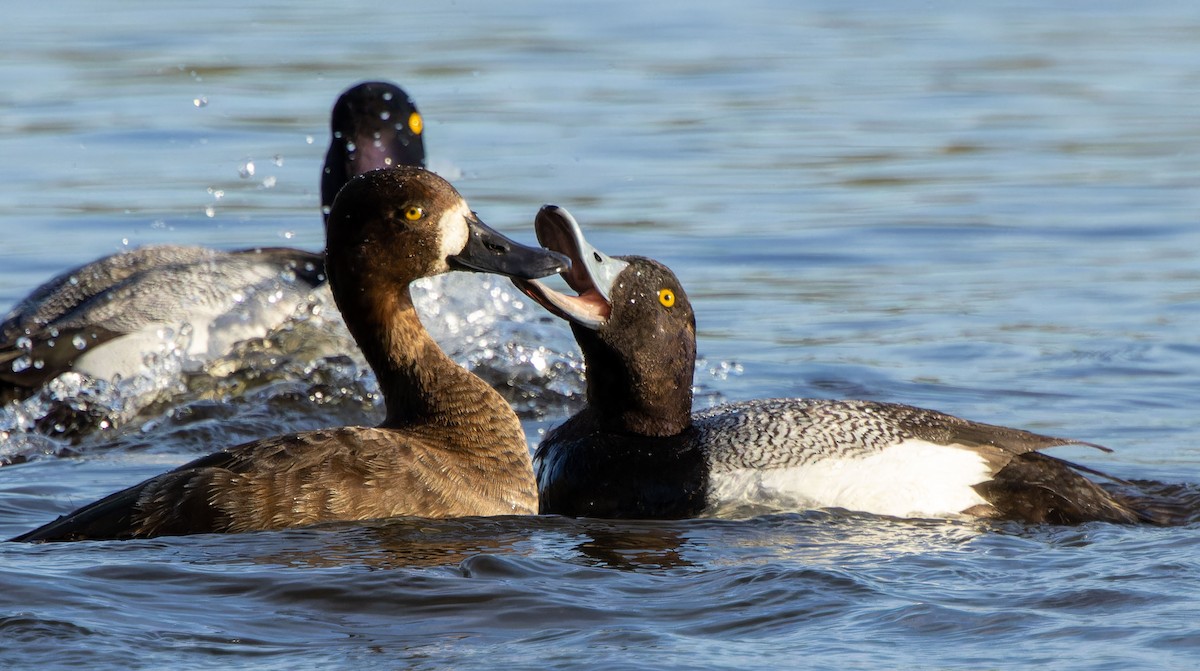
(513, 205, 696, 436)
(325, 168, 569, 293)
(322, 81, 428, 223)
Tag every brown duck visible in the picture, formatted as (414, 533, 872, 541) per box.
(11, 167, 567, 541)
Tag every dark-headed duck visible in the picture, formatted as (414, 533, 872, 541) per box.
(0, 81, 425, 406)
(514, 205, 1169, 525)
(10, 167, 567, 541)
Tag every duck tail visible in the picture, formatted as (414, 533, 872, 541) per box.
(975, 452, 1188, 526)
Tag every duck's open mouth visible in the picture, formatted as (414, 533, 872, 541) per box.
(512, 205, 628, 330)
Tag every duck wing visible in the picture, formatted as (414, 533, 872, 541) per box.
(696, 398, 1165, 524)
(12, 424, 531, 542)
(7, 446, 241, 542)
(0, 246, 324, 400)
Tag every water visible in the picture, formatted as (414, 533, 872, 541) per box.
(2, 1, 1199, 668)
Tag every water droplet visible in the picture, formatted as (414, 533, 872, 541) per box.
(261, 176, 277, 188)
(72, 334, 88, 350)
(305, 135, 314, 145)
(380, 110, 391, 120)
(205, 206, 216, 218)
(11, 356, 31, 372)
(272, 155, 284, 167)
(238, 161, 255, 178)
(193, 96, 208, 108)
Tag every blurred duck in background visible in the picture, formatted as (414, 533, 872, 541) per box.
(0, 81, 425, 407)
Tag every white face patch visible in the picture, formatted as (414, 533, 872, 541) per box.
(433, 200, 472, 273)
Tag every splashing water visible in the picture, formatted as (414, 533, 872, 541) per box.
(0, 269, 740, 462)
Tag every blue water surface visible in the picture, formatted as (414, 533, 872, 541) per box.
(1, 1, 1198, 669)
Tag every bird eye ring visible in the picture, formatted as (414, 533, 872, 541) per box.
(658, 288, 675, 307)
(404, 206, 424, 221)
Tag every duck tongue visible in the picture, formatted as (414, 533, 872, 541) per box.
(512, 205, 629, 330)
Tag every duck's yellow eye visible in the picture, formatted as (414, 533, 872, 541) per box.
(404, 206, 424, 221)
(408, 112, 423, 135)
(658, 288, 675, 308)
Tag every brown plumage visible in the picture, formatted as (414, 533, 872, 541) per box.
(12, 166, 567, 542)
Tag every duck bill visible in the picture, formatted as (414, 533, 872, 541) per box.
(449, 214, 570, 280)
(512, 205, 628, 330)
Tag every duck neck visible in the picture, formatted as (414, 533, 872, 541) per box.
(575, 325, 695, 438)
(332, 274, 521, 442)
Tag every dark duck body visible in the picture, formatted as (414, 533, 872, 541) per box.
(11, 166, 567, 541)
(0, 81, 425, 405)
(515, 205, 1171, 525)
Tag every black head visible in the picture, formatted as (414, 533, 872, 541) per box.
(321, 81, 427, 222)
(325, 167, 568, 297)
(514, 205, 696, 436)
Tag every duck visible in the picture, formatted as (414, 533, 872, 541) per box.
(10, 166, 568, 541)
(0, 81, 426, 407)
(513, 204, 1170, 525)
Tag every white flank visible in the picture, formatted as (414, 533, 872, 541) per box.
(709, 439, 992, 518)
(72, 281, 322, 379)
(72, 327, 186, 380)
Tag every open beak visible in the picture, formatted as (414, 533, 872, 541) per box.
(512, 205, 629, 330)
(449, 213, 570, 280)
